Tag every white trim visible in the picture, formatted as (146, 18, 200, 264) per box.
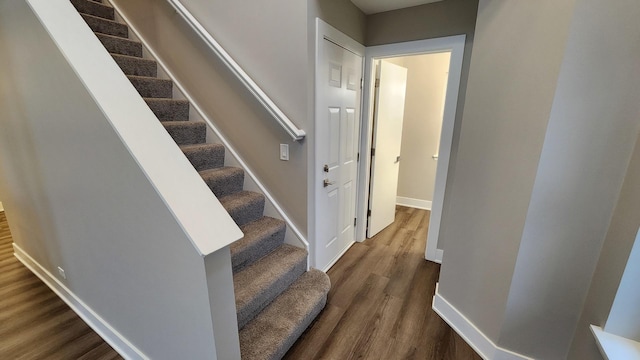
(355, 36, 465, 264)
(396, 196, 432, 210)
(434, 248, 443, 264)
(163, 0, 305, 141)
(432, 284, 534, 360)
(322, 240, 356, 273)
(311, 19, 365, 269)
(591, 325, 640, 360)
(13, 243, 146, 360)
(0, 201, 3, 212)
(110, 2, 308, 252)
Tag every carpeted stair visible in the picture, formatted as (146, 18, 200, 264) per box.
(70, 1, 330, 359)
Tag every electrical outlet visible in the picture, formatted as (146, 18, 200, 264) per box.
(57, 266, 66, 280)
(280, 144, 289, 161)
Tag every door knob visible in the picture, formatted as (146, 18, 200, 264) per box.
(323, 179, 335, 187)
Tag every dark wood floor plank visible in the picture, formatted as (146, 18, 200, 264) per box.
(0, 212, 122, 359)
(284, 206, 481, 360)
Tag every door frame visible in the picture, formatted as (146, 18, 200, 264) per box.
(356, 35, 466, 264)
(310, 19, 365, 270)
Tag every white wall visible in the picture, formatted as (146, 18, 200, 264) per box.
(392, 53, 451, 206)
(0, 0, 241, 358)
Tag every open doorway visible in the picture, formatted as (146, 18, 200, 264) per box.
(367, 52, 451, 238)
(356, 35, 466, 264)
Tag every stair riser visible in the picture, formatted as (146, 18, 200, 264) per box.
(128, 77, 172, 98)
(112, 56, 157, 77)
(71, 0, 114, 20)
(227, 197, 265, 227)
(237, 257, 306, 330)
(164, 124, 207, 145)
(97, 34, 142, 57)
(232, 224, 286, 273)
(146, 100, 190, 121)
(81, 14, 127, 38)
(182, 146, 225, 172)
(204, 170, 244, 198)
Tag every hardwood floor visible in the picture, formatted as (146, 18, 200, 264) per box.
(284, 206, 481, 360)
(0, 212, 122, 360)
(1, 207, 480, 359)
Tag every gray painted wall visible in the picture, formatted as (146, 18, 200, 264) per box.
(569, 131, 640, 359)
(113, 0, 310, 234)
(438, 0, 640, 358)
(437, 0, 576, 343)
(0, 1, 228, 357)
(392, 53, 450, 204)
(497, 0, 640, 357)
(366, 0, 478, 250)
(309, 0, 366, 44)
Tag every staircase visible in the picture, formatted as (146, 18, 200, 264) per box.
(68, 0, 329, 358)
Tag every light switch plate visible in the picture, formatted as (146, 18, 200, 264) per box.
(280, 144, 289, 161)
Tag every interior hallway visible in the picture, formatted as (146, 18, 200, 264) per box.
(0, 212, 122, 359)
(285, 206, 481, 359)
(1, 207, 480, 359)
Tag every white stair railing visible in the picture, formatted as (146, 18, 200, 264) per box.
(166, 0, 306, 142)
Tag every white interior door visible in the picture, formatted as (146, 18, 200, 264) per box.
(315, 37, 363, 271)
(367, 60, 408, 238)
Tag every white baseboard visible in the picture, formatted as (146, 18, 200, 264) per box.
(396, 196, 432, 210)
(13, 244, 147, 360)
(432, 284, 533, 360)
(434, 249, 444, 264)
(322, 240, 356, 272)
(0, 201, 4, 211)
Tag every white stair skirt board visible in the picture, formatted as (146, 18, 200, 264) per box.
(13, 244, 146, 360)
(396, 196, 432, 211)
(432, 283, 533, 360)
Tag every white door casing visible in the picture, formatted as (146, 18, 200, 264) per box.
(357, 35, 466, 264)
(314, 20, 364, 271)
(367, 60, 408, 238)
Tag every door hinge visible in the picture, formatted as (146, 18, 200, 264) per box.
(371, 148, 376, 157)
(354, 217, 357, 226)
(360, 78, 364, 89)
(375, 78, 380, 88)
(367, 209, 372, 217)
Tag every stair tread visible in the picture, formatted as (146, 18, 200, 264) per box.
(127, 76, 172, 98)
(180, 143, 225, 171)
(239, 269, 330, 360)
(179, 143, 224, 151)
(71, 0, 114, 20)
(219, 191, 265, 226)
(162, 121, 205, 128)
(231, 217, 286, 273)
(127, 75, 169, 82)
(199, 166, 244, 197)
(144, 98, 189, 121)
(111, 53, 157, 77)
(96, 33, 142, 57)
(143, 98, 189, 104)
(80, 13, 128, 38)
(234, 244, 307, 330)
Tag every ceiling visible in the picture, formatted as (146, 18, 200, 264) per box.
(350, 0, 444, 15)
